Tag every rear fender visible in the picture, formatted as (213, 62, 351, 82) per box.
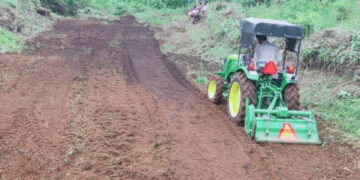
(241, 69, 260, 82)
(280, 73, 298, 90)
(216, 54, 259, 82)
(226, 66, 259, 82)
(225, 67, 260, 82)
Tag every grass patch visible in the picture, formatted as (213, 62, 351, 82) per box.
(0, 0, 54, 53)
(0, 28, 22, 53)
(196, 75, 207, 84)
(299, 70, 360, 139)
(130, 6, 188, 25)
(74, 0, 189, 24)
(301, 30, 360, 70)
(244, 0, 360, 36)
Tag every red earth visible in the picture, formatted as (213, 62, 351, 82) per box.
(0, 16, 359, 179)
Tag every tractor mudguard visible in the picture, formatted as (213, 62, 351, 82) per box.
(218, 54, 259, 82)
(279, 73, 298, 90)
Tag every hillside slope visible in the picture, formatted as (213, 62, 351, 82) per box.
(151, 1, 360, 142)
(1, 15, 360, 180)
(0, 0, 53, 52)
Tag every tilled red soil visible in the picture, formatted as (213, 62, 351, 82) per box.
(0, 16, 359, 179)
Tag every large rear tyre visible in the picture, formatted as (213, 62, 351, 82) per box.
(228, 72, 256, 125)
(207, 75, 223, 104)
(283, 84, 300, 110)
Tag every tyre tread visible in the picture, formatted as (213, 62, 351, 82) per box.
(228, 72, 256, 125)
(284, 84, 300, 110)
(208, 75, 223, 104)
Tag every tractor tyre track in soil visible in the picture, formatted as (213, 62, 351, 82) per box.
(0, 15, 359, 179)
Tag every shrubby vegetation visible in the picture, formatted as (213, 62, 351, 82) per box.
(0, 28, 22, 53)
(0, 0, 53, 53)
(300, 71, 360, 139)
(40, 0, 189, 17)
(35, 0, 360, 38)
(243, 0, 360, 36)
(301, 29, 360, 71)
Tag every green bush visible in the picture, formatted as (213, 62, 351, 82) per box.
(240, 0, 270, 7)
(145, 0, 188, 9)
(244, 0, 360, 36)
(300, 72, 360, 139)
(74, 0, 188, 13)
(295, 16, 314, 37)
(301, 30, 360, 71)
(0, 28, 22, 53)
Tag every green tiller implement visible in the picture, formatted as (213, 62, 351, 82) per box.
(207, 18, 321, 144)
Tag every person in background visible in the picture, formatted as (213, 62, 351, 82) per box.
(202, 1, 209, 11)
(192, 5, 201, 24)
(188, 5, 200, 18)
(201, 1, 209, 17)
(188, 2, 205, 24)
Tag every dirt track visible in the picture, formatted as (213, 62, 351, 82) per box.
(0, 16, 359, 179)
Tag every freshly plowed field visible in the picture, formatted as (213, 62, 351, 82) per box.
(0, 16, 359, 179)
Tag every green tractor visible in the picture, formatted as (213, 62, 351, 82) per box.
(207, 18, 321, 144)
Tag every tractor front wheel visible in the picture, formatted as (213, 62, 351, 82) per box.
(207, 75, 223, 104)
(284, 84, 300, 110)
(228, 72, 256, 125)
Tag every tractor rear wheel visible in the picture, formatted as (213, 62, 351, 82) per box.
(284, 84, 300, 110)
(228, 72, 256, 125)
(207, 75, 223, 104)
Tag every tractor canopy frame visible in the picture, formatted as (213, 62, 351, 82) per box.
(236, 18, 303, 75)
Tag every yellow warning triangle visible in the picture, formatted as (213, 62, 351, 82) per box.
(278, 123, 297, 141)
